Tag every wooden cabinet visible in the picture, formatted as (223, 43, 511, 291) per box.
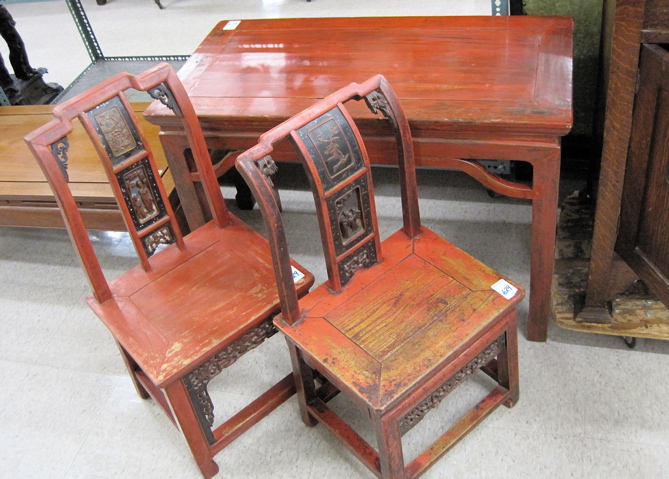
(561, 0, 669, 339)
(616, 45, 669, 308)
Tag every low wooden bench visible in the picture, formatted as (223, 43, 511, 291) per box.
(0, 102, 171, 231)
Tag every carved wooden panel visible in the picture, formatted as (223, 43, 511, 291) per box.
(327, 176, 373, 257)
(113, 158, 168, 236)
(295, 106, 377, 287)
(87, 96, 145, 166)
(295, 107, 365, 193)
(399, 336, 503, 435)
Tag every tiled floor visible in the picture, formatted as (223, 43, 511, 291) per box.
(2, 2, 669, 478)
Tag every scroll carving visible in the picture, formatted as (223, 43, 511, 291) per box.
(364, 90, 397, 127)
(339, 241, 376, 285)
(184, 319, 277, 436)
(258, 155, 278, 187)
(143, 225, 174, 256)
(399, 336, 503, 434)
(148, 84, 183, 118)
(52, 136, 70, 181)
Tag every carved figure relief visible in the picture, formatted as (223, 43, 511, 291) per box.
(122, 166, 159, 224)
(335, 188, 364, 242)
(94, 105, 137, 158)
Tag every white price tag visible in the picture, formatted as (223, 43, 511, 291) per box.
(491, 279, 518, 300)
(223, 20, 241, 30)
(291, 266, 305, 283)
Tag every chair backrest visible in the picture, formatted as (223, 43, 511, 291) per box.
(25, 63, 230, 304)
(236, 74, 420, 324)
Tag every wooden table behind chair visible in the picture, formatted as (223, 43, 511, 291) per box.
(1, 102, 171, 231)
(144, 16, 573, 342)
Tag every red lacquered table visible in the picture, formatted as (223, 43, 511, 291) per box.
(144, 16, 573, 342)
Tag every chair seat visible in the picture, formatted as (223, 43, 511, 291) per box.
(88, 214, 314, 387)
(275, 227, 523, 411)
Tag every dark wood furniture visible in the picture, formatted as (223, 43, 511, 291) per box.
(617, 44, 669, 308)
(24, 63, 314, 479)
(1, 103, 168, 230)
(236, 75, 524, 479)
(575, 0, 669, 336)
(144, 16, 573, 342)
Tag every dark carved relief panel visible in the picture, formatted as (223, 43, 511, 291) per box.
(336, 187, 364, 244)
(337, 240, 377, 286)
(295, 106, 364, 192)
(327, 175, 374, 257)
(183, 319, 277, 444)
(116, 157, 167, 230)
(87, 95, 144, 166)
(399, 336, 504, 435)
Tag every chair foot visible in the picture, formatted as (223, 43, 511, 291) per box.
(195, 459, 219, 479)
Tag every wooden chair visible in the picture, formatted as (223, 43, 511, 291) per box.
(236, 74, 524, 478)
(24, 63, 314, 479)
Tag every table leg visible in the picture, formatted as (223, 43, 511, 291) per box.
(160, 133, 208, 231)
(527, 148, 561, 342)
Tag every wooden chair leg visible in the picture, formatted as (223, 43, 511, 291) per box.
(287, 341, 318, 427)
(497, 313, 520, 407)
(372, 413, 405, 479)
(115, 342, 150, 400)
(164, 380, 219, 479)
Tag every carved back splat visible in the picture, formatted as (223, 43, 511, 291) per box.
(236, 74, 419, 323)
(25, 63, 230, 303)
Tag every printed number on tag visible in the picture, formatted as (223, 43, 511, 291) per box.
(223, 20, 241, 30)
(291, 266, 305, 283)
(491, 279, 518, 300)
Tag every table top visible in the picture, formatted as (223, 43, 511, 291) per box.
(145, 16, 573, 138)
(1, 103, 167, 201)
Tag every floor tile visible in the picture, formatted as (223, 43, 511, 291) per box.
(0, 365, 120, 470)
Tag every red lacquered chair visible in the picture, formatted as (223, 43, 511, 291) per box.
(236, 74, 523, 478)
(25, 63, 313, 478)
